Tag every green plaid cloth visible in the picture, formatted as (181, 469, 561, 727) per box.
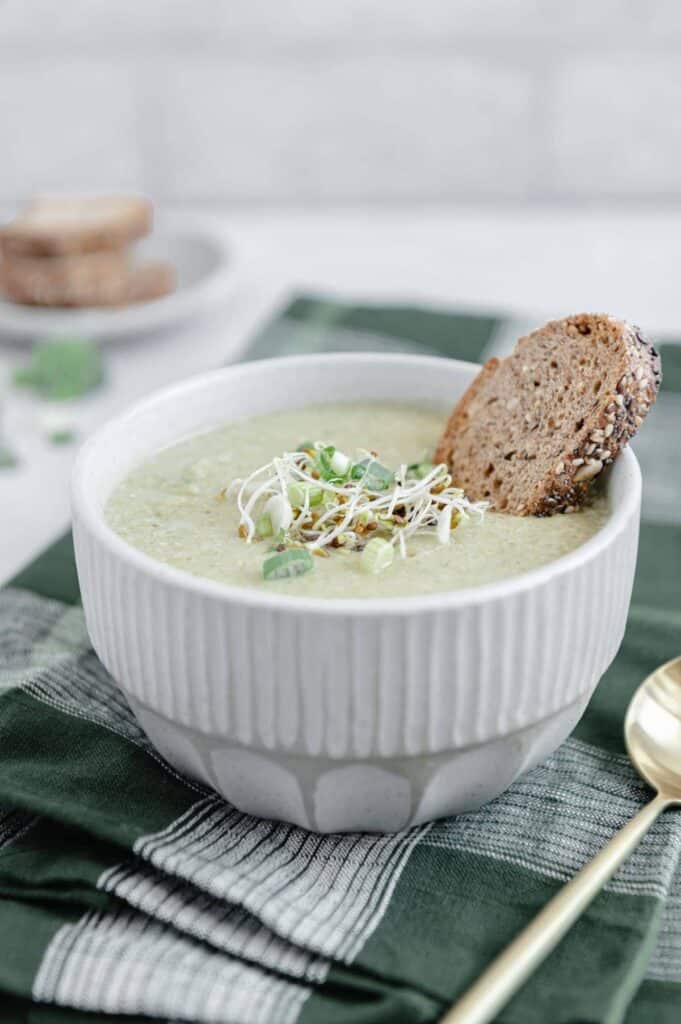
(1, 297, 681, 1024)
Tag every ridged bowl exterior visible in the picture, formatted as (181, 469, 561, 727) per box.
(72, 354, 641, 830)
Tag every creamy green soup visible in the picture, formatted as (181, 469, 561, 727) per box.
(106, 402, 609, 599)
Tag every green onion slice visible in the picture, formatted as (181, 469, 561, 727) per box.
(407, 461, 434, 480)
(263, 548, 314, 580)
(316, 445, 346, 482)
(256, 513, 273, 538)
(351, 458, 394, 491)
(360, 537, 394, 575)
(288, 482, 323, 508)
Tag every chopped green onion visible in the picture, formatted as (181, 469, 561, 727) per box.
(360, 537, 394, 575)
(329, 448, 350, 476)
(317, 445, 347, 482)
(351, 458, 394, 491)
(263, 548, 314, 580)
(408, 461, 434, 480)
(287, 483, 305, 507)
(256, 513, 273, 537)
(288, 482, 323, 508)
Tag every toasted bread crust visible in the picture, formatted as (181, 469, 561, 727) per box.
(435, 313, 661, 515)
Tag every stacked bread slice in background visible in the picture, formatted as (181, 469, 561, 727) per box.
(0, 195, 175, 307)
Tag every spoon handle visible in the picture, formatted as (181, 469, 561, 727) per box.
(441, 792, 669, 1024)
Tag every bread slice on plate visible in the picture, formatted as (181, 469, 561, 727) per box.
(0, 195, 152, 258)
(435, 313, 661, 515)
(0, 252, 175, 307)
(122, 262, 176, 306)
(0, 250, 129, 306)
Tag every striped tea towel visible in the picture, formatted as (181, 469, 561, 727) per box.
(1, 296, 681, 1024)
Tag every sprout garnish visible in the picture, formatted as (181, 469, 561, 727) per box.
(234, 442, 488, 579)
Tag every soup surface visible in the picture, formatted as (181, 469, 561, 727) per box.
(106, 402, 609, 599)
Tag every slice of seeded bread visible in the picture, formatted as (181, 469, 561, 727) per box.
(122, 262, 176, 306)
(435, 313, 661, 515)
(0, 253, 175, 307)
(0, 195, 152, 258)
(0, 250, 130, 306)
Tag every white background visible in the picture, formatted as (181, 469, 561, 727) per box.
(2, 1, 681, 204)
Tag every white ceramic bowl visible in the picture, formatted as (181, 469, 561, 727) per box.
(72, 354, 641, 832)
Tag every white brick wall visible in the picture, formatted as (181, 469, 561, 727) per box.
(158, 57, 534, 201)
(0, 0, 680, 203)
(551, 57, 681, 198)
(0, 60, 144, 197)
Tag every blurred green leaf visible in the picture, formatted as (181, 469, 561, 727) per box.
(48, 429, 76, 445)
(13, 337, 103, 400)
(0, 445, 18, 469)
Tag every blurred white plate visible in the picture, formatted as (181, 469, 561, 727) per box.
(0, 212, 237, 342)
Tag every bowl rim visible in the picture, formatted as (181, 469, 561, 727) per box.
(72, 351, 642, 616)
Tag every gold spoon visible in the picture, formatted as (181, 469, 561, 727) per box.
(442, 656, 681, 1024)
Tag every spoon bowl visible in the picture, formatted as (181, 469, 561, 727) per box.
(625, 656, 681, 802)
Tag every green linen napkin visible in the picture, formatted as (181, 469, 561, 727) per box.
(1, 297, 680, 1024)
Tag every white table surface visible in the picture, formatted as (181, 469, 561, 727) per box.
(2, 204, 681, 585)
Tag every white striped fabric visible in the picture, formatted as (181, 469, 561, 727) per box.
(134, 796, 428, 963)
(646, 862, 681, 982)
(100, 860, 329, 982)
(33, 906, 310, 1023)
(426, 738, 681, 900)
(0, 588, 67, 691)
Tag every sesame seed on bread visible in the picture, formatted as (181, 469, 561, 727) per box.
(0, 195, 152, 258)
(434, 313, 661, 516)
